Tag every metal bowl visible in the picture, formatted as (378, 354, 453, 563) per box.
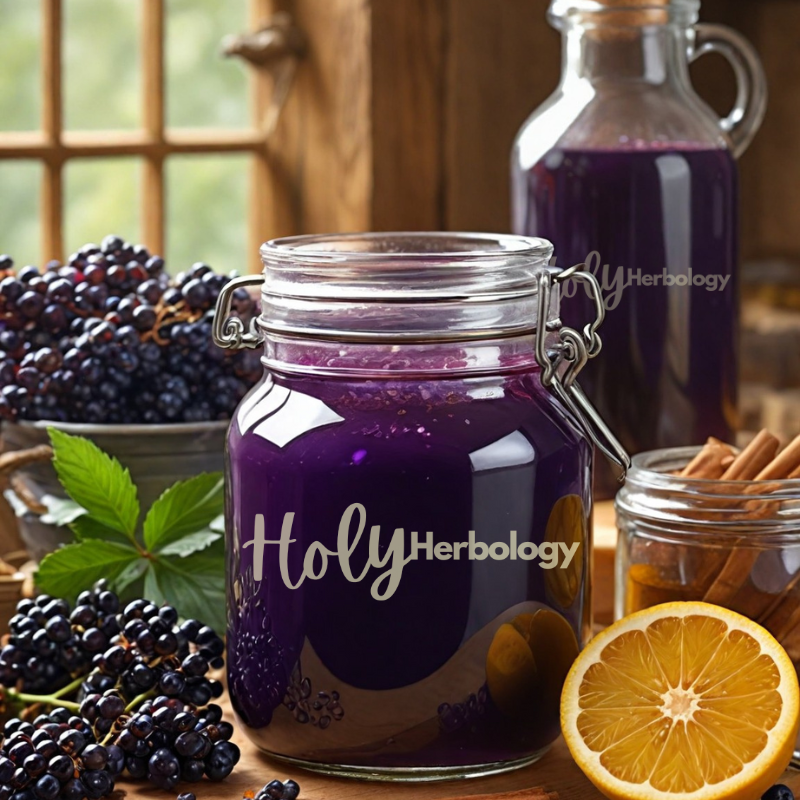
(1, 420, 229, 561)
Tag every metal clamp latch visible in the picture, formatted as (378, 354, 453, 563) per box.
(213, 275, 265, 350)
(535, 264, 631, 479)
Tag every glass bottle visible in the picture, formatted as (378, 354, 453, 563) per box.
(213, 233, 627, 780)
(512, 0, 767, 498)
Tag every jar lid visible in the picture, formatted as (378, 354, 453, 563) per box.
(549, 0, 699, 29)
(212, 233, 630, 475)
(255, 232, 557, 344)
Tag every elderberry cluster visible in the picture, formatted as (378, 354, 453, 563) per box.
(0, 708, 124, 800)
(81, 695, 239, 790)
(0, 586, 121, 694)
(254, 778, 301, 800)
(0, 235, 261, 424)
(0, 581, 225, 715)
(81, 598, 224, 708)
(0, 582, 240, 797)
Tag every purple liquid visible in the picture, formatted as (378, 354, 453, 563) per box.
(226, 367, 591, 770)
(516, 145, 738, 496)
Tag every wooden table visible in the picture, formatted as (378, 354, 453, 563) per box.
(114, 696, 800, 800)
(103, 503, 800, 799)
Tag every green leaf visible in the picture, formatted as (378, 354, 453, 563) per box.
(40, 495, 87, 526)
(157, 530, 221, 558)
(143, 473, 224, 551)
(115, 559, 148, 595)
(209, 514, 225, 534)
(70, 515, 133, 545)
(47, 428, 140, 540)
(143, 564, 168, 607)
(152, 550, 226, 633)
(35, 541, 139, 600)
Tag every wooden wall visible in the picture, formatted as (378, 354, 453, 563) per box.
(266, 0, 559, 236)
(735, 3, 800, 263)
(266, 0, 798, 265)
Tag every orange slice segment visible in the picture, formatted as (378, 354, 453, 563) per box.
(561, 602, 799, 800)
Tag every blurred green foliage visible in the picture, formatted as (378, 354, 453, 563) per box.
(0, 0, 251, 274)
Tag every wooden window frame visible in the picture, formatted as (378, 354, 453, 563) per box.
(0, 0, 273, 273)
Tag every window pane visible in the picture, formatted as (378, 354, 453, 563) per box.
(166, 0, 248, 129)
(65, 158, 140, 254)
(0, 1, 41, 131)
(64, 0, 140, 130)
(0, 161, 41, 267)
(166, 155, 247, 274)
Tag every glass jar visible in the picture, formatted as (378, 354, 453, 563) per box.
(617, 447, 800, 640)
(214, 233, 628, 780)
(512, 0, 767, 499)
(616, 447, 800, 756)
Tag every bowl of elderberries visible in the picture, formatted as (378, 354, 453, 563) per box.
(0, 235, 261, 559)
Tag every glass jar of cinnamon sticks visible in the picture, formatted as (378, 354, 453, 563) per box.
(616, 432, 800, 665)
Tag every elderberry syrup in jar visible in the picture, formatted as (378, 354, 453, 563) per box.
(215, 233, 628, 781)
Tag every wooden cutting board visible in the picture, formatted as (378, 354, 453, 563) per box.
(115, 694, 800, 800)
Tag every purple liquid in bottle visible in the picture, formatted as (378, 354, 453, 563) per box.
(226, 367, 591, 773)
(517, 144, 738, 497)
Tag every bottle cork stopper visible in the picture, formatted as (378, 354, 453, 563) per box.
(595, 0, 669, 4)
(583, 0, 670, 37)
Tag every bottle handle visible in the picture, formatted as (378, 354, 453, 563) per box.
(690, 23, 767, 159)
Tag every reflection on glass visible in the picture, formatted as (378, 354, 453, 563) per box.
(237, 379, 288, 434)
(64, 0, 140, 131)
(65, 158, 140, 253)
(0, 161, 41, 266)
(466, 431, 537, 637)
(252, 391, 345, 448)
(166, 154, 247, 274)
(166, 0, 248, 129)
(0, 0, 41, 131)
(469, 431, 536, 472)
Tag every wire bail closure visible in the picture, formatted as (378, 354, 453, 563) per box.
(535, 264, 631, 479)
(212, 275, 265, 350)
(214, 260, 630, 479)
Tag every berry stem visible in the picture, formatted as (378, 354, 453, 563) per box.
(124, 689, 156, 714)
(9, 688, 81, 712)
(51, 675, 86, 699)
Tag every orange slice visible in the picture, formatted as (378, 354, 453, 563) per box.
(561, 602, 799, 800)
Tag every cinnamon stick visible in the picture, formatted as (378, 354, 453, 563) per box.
(755, 433, 800, 481)
(630, 432, 800, 624)
(680, 438, 737, 480)
(670, 439, 738, 595)
(761, 586, 800, 642)
(748, 434, 800, 641)
(721, 430, 780, 481)
(703, 433, 800, 610)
